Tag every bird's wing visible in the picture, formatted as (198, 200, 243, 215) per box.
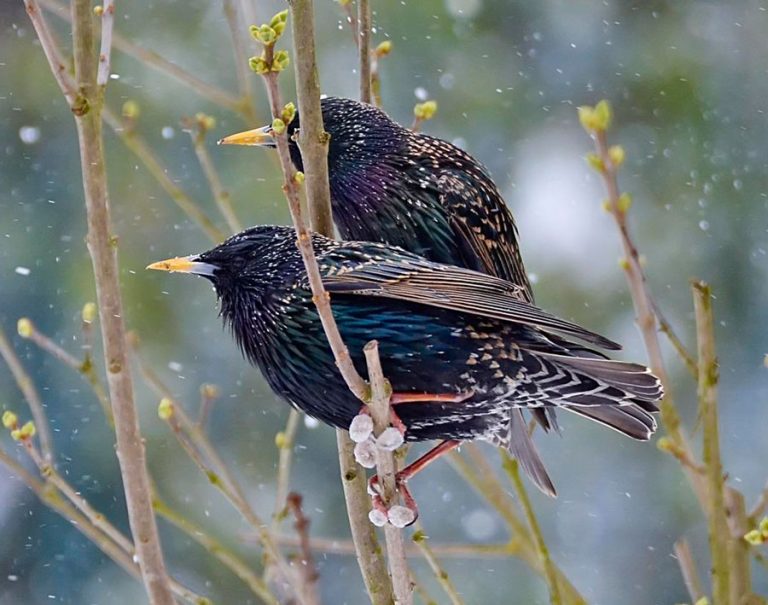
(434, 168, 534, 302)
(322, 253, 620, 350)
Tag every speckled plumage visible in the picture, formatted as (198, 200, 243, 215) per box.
(168, 225, 663, 495)
(286, 97, 535, 302)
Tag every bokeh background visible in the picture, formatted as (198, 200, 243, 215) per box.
(2, 0, 767, 603)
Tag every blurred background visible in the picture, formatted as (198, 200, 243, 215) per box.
(1, 0, 767, 603)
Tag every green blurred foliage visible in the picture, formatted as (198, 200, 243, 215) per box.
(1, 0, 767, 603)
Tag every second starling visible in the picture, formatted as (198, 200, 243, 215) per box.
(220, 97, 535, 302)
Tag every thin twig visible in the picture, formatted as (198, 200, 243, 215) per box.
(254, 8, 394, 602)
(68, 1, 176, 600)
(500, 451, 561, 605)
(39, 0, 246, 115)
(588, 122, 708, 506)
(654, 302, 697, 378)
(273, 533, 516, 558)
(724, 487, 753, 603)
(0, 448, 206, 604)
(0, 327, 54, 462)
(130, 347, 298, 597)
(673, 539, 704, 603)
(222, 0, 253, 106)
(449, 446, 587, 605)
(95, 0, 115, 87)
(364, 341, 413, 605)
(692, 280, 730, 604)
(358, 0, 372, 104)
(272, 409, 301, 525)
(340, 0, 359, 44)
(749, 483, 768, 521)
(184, 118, 242, 234)
(412, 525, 465, 605)
(153, 493, 279, 605)
(102, 106, 225, 243)
(20, 319, 113, 425)
(23, 0, 76, 105)
(287, 492, 321, 600)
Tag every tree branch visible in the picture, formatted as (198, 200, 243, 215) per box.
(0, 326, 54, 462)
(500, 451, 561, 605)
(67, 1, 175, 601)
(95, 0, 115, 87)
(364, 341, 413, 605)
(358, 0, 372, 104)
(673, 538, 704, 603)
(252, 6, 395, 602)
(39, 0, 246, 115)
(412, 526, 465, 605)
(692, 280, 730, 603)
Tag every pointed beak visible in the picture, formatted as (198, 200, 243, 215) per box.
(217, 125, 276, 147)
(146, 255, 217, 277)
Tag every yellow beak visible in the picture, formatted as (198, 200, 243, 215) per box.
(217, 125, 275, 147)
(146, 256, 217, 276)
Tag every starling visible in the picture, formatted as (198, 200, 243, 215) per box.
(148, 225, 662, 499)
(219, 97, 535, 302)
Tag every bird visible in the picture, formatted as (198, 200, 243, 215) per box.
(219, 96, 535, 302)
(148, 225, 662, 502)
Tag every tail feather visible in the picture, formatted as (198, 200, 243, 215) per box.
(507, 408, 557, 497)
(567, 404, 657, 440)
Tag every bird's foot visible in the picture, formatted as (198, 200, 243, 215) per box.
(367, 472, 419, 528)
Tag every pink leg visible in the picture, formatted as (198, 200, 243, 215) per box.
(369, 440, 461, 525)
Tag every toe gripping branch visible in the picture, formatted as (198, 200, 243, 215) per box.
(356, 390, 470, 527)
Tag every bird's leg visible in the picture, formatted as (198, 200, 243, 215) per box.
(357, 390, 472, 437)
(390, 391, 473, 405)
(387, 390, 473, 436)
(368, 439, 461, 526)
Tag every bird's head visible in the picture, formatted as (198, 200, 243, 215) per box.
(219, 97, 405, 175)
(147, 226, 301, 337)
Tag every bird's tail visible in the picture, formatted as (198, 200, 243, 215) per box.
(503, 351, 663, 496)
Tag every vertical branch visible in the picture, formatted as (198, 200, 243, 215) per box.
(364, 341, 413, 605)
(500, 451, 561, 605)
(358, 0, 372, 104)
(581, 104, 707, 505)
(286, 492, 321, 599)
(692, 280, 730, 604)
(95, 0, 115, 87)
(673, 539, 704, 603)
(0, 327, 54, 462)
(66, 1, 176, 603)
(412, 527, 465, 605)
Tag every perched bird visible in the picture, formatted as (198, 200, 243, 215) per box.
(148, 225, 662, 499)
(219, 96, 535, 302)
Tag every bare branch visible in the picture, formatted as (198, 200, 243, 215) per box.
(673, 539, 704, 603)
(23, 0, 76, 104)
(0, 326, 54, 462)
(272, 409, 301, 525)
(39, 0, 245, 115)
(412, 526, 465, 605)
(153, 493, 279, 604)
(0, 448, 205, 604)
(364, 341, 413, 605)
(222, 0, 253, 104)
(102, 106, 225, 243)
(252, 9, 394, 601)
(358, 0, 372, 104)
(96, 0, 115, 87)
(184, 116, 242, 234)
(287, 492, 321, 604)
(585, 113, 708, 506)
(692, 280, 730, 603)
(19, 317, 113, 426)
(68, 0, 175, 600)
(500, 451, 561, 605)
